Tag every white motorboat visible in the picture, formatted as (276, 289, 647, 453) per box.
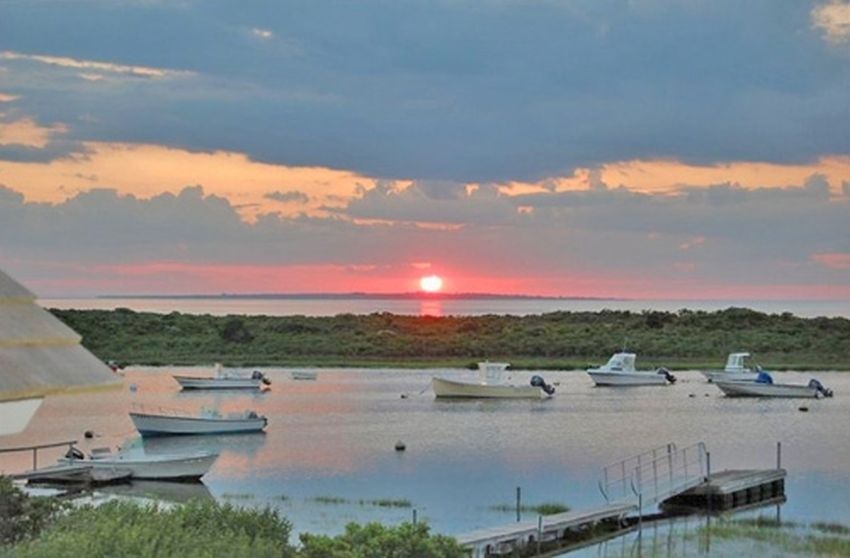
(714, 372, 833, 399)
(432, 362, 555, 399)
(173, 364, 270, 390)
(58, 443, 218, 481)
(291, 370, 318, 381)
(701, 352, 759, 383)
(130, 406, 268, 437)
(587, 353, 676, 386)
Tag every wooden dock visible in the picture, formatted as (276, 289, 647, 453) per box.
(662, 468, 786, 511)
(13, 464, 132, 486)
(457, 503, 636, 558)
(456, 442, 788, 557)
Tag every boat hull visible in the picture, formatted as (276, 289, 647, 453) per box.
(60, 452, 218, 481)
(432, 377, 548, 399)
(173, 376, 263, 389)
(714, 381, 820, 398)
(701, 370, 759, 383)
(587, 371, 668, 386)
(291, 371, 318, 381)
(130, 412, 267, 437)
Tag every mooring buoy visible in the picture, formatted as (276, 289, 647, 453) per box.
(84, 430, 94, 439)
(798, 406, 809, 412)
(395, 440, 406, 452)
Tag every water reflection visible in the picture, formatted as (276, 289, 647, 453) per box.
(419, 299, 443, 316)
(573, 501, 786, 558)
(97, 480, 214, 504)
(3, 368, 850, 541)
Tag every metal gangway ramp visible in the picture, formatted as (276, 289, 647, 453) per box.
(457, 443, 708, 557)
(599, 442, 708, 507)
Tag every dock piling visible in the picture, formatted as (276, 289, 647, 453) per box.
(516, 486, 521, 522)
(776, 442, 781, 470)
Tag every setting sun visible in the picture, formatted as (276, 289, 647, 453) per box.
(419, 275, 443, 293)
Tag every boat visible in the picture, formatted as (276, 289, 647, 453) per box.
(291, 370, 318, 381)
(587, 353, 676, 386)
(130, 406, 268, 437)
(714, 371, 834, 399)
(432, 362, 555, 399)
(173, 364, 271, 390)
(700, 352, 759, 383)
(57, 443, 218, 481)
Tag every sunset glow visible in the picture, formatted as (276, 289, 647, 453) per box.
(419, 275, 443, 293)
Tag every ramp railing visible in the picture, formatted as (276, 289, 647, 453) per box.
(600, 442, 708, 505)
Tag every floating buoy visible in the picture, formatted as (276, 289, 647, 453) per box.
(129, 384, 138, 392)
(688, 394, 696, 398)
(84, 430, 94, 439)
(394, 440, 406, 452)
(400, 393, 408, 399)
(705, 393, 711, 397)
(799, 406, 809, 412)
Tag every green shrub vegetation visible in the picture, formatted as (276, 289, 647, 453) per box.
(5, 499, 295, 558)
(52, 307, 850, 369)
(0, 477, 65, 547)
(0, 481, 465, 558)
(298, 522, 466, 558)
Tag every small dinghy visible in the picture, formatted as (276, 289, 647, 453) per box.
(130, 406, 268, 437)
(57, 441, 218, 481)
(587, 352, 676, 386)
(701, 352, 760, 383)
(432, 362, 555, 399)
(715, 371, 834, 399)
(173, 364, 271, 390)
(290, 370, 318, 381)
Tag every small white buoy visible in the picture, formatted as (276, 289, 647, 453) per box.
(394, 440, 406, 452)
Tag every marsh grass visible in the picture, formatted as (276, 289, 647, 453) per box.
(811, 521, 850, 535)
(489, 502, 570, 515)
(308, 496, 349, 505)
(306, 496, 412, 508)
(359, 498, 413, 508)
(699, 517, 850, 557)
(221, 492, 255, 500)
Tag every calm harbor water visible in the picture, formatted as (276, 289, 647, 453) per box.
(40, 297, 850, 319)
(3, 366, 850, 556)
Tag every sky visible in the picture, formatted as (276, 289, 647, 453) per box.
(0, 0, 849, 299)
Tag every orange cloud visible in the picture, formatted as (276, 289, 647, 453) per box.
(0, 50, 192, 79)
(0, 142, 378, 219)
(812, 1, 850, 44)
(0, 118, 67, 148)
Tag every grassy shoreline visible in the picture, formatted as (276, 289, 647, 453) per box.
(51, 307, 850, 371)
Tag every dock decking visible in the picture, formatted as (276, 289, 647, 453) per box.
(13, 464, 132, 486)
(662, 468, 786, 511)
(458, 503, 636, 557)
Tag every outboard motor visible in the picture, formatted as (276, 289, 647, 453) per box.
(756, 371, 774, 384)
(530, 375, 555, 395)
(656, 367, 677, 384)
(808, 379, 834, 398)
(252, 370, 272, 386)
(65, 446, 85, 460)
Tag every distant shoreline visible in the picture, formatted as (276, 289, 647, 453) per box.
(51, 307, 850, 371)
(94, 292, 622, 301)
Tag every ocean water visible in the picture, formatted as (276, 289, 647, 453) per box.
(40, 297, 850, 318)
(3, 366, 849, 556)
